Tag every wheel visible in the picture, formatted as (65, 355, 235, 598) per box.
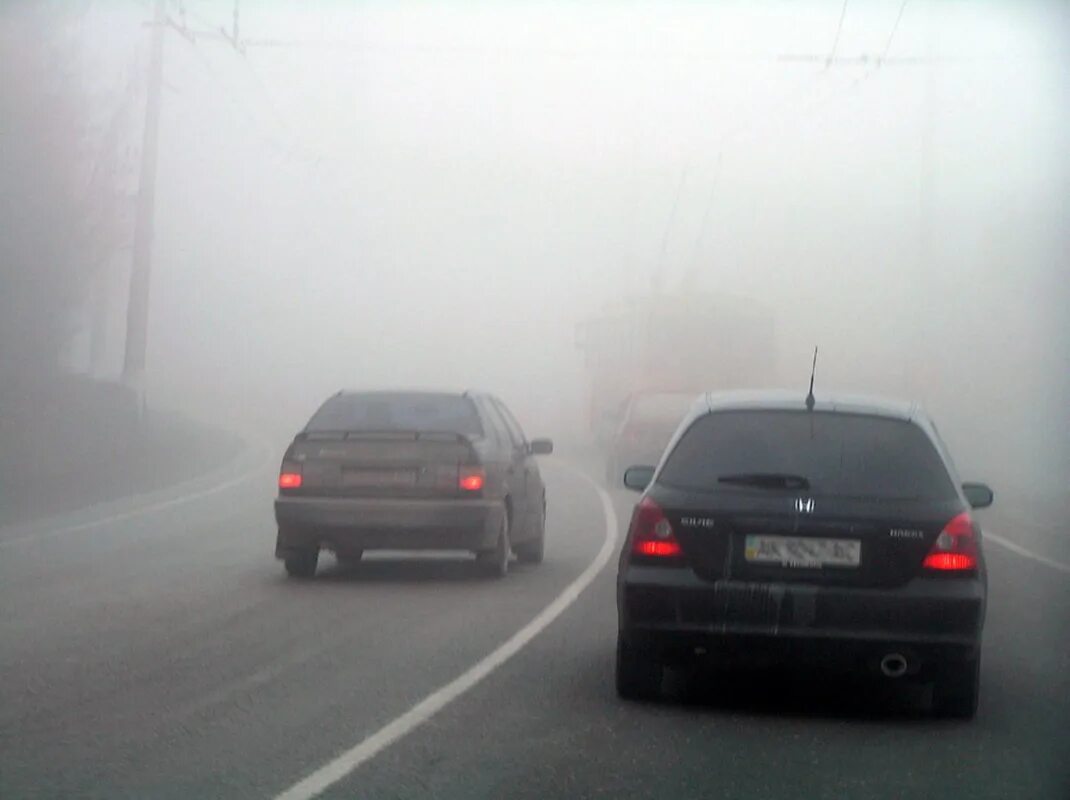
(616, 635, 662, 701)
(477, 516, 510, 578)
(515, 499, 546, 565)
(284, 549, 318, 579)
(932, 656, 980, 719)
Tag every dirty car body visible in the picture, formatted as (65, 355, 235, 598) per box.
(275, 391, 551, 577)
(615, 391, 992, 717)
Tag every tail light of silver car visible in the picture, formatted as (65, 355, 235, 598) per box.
(278, 462, 303, 491)
(458, 465, 486, 493)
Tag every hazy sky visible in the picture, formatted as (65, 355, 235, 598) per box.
(64, 0, 1069, 487)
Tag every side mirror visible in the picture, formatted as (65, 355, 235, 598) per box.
(623, 465, 656, 492)
(529, 438, 554, 456)
(962, 482, 994, 509)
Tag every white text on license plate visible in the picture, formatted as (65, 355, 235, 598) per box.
(744, 535, 861, 568)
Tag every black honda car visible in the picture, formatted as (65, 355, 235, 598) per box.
(275, 390, 552, 579)
(616, 391, 993, 717)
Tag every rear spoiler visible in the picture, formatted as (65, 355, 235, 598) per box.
(296, 429, 479, 444)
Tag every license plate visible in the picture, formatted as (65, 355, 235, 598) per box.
(342, 469, 416, 489)
(744, 535, 861, 568)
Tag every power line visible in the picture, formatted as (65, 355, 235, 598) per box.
(651, 161, 690, 293)
(680, 0, 918, 291)
(175, 33, 321, 166)
(826, 0, 851, 67)
(683, 151, 722, 287)
(164, 1, 325, 165)
(679, 1, 863, 288)
(229, 51, 326, 165)
(880, 0, 909, 64)
(171, 0, 242, 51)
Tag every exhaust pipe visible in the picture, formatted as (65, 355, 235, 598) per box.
(880, 653, 909, 679)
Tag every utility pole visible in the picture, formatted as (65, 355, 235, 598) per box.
(121, 0, 247, 414)
(122, 0, 165, 411)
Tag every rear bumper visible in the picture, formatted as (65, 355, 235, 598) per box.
(275, 495, 504, 556)
(619, 565, 985, 669)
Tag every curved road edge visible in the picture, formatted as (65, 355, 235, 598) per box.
(0, 427, 276, 549)
(272, 464, 619, 800)
(985, 530, 1070, 576)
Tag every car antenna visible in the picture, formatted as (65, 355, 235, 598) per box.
(805, 346, 818, 411)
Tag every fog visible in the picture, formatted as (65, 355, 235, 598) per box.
(3, 1, 1068, 504)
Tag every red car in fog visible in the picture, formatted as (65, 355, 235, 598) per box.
(605, 391, 698, 488)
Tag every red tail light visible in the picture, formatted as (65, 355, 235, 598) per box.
(628, 497, 683, 560)
(635, 539, 683, 557)
(278, 471, 302, 489)
(922, 512, 979, 572)
(459, 467, 485, 492)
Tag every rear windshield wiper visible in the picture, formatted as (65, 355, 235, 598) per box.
(717, 473, 811, 490)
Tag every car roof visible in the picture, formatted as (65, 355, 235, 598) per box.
(629, 389, 700, 398)
(700, 390, 921, 421)
(333, 389, 476, 399)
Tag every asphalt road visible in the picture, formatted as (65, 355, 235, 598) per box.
(1, 446, 1068, 799)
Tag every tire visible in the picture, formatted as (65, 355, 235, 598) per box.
(516, 499, 546, 565)
(284, 549, 318, 579)
(616, 635, 662, 701)
(477, 516, 510, 578)
(932, 656, 980, 719)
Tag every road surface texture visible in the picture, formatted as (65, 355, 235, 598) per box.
(1, 445, 1067, 799)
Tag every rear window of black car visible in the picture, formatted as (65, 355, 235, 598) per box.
(306, 393, 483, 437)
(659, 410, 956, 500)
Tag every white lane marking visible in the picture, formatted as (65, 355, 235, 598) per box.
(272, 465, 619, 800)
(0, 445, 274, 550)
(985, 531, 1070, 576)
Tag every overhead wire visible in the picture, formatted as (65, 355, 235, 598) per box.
(880, 0, 909, 64)
(161, 0, 327, 168)
(678, 63, 835, 286)
(682, 0, 922, 287)
(173, 31, 320, 167)
(227, 49, 328, 167)
(826, 0, 851, 68)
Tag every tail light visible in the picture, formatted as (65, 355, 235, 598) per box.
(278, 463, 303, 490)
(628, 497, 683, 560)
(922, 512, 979, 572)
(459, 466, 486, 492)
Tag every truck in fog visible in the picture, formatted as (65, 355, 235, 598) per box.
(575, 291, 778, 449)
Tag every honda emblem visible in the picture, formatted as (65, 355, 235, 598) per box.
(794, 497, 815, 514)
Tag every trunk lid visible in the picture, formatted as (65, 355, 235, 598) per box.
(290, 431, 480, 499)
(655, 487, 962, 588)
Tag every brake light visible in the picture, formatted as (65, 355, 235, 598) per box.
(922, 553, 976, 571)
(459, 467, 485, 492)
(628, 497, 683, 560)
(922, 511, 979, 572)
(278, 472, 302, 489)
(635, 539, 683, 557)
